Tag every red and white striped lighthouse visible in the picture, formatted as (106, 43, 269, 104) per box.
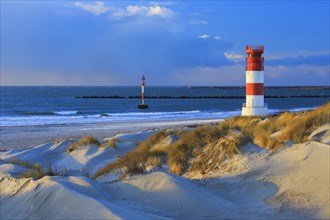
(138, 75, 148, 109)
(242, 45, 268, 116)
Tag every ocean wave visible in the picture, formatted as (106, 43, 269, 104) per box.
(16, 111, 56, 115)
(0, 114, 103, 127)
(287, 107, 315, 112)
(2, 110, 232, 126)
(54, 111, 79, 115)
(16, 110, 79, 116)
(2, 107, 317, 127)
(104, 110, 201, 117)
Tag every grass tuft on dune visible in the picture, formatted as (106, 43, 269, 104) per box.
(94, 102, 330, 178)
(93, 131, 173, 179)
(278, 102, 330, 143)
(4, 158, 68, 179)
(100, 138, 118, 148)
(67, 135, 101, 153)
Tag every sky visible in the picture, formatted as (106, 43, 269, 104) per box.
(1, 0, 329, 86)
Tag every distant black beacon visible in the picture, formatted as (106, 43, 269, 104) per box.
(138, 75, 148, 109)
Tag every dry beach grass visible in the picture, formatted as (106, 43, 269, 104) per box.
(94, 102, 330, 178)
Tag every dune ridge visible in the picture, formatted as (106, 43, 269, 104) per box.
(1, 105, 329, 219)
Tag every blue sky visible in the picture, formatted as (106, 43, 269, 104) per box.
(1, 1, 329, 86)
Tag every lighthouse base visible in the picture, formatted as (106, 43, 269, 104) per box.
(242, 106, 268, 116)
(138, 104, 148, 109)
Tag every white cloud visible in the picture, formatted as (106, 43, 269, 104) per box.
(224, 49, 330, 64)
(147, 6, 173, 17)
(74, 1, 110, 15)
(198, 34, 210, 39)
(149, 1, 178, 6)
(127, 5, 144, 14)
(300, 64, 329, 76)
(224, 52, 244, 62)
(172, 64, 329, 86)
(173, 65, 245, 86)
(110, 5, 174, 20)
(197, 34, 222, 40)
(189, 19, 208, 25)
(265, 50, 330, 60)
(73, 2, 175, 19)
(214, 36, 222, 40)
(110, 10, 128, 20)
(264, 64, 330, 85)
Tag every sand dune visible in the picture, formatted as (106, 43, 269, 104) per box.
(197, 140, 330, 219)
(107, 172, 233, 219)
(0, 119, 223, 150)
(1, 131, 156, 177)
(0, 175, 169, 219)
(1, 126, 329, 219)
(261, 140, 330, 218)
(309, 124, 330, 145)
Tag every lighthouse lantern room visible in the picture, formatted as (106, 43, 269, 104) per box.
(242, 45, 268, 116)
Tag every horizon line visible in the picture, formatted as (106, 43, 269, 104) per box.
(1, 85, 329, 88)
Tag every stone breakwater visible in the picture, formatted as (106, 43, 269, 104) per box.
(76, 95, 330, 99)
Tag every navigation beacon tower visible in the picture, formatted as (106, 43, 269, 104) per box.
(138, 75, 148, 109)
(242, 45, 268, 116)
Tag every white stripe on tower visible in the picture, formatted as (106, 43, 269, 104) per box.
(246, 71, 264, 83)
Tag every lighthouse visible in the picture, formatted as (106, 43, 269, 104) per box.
(242, 45, 268, 116)
(138, 75, 148, 109)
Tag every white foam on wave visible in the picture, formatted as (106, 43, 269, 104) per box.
(288, 107, 315, 112)
(54, 110, 78, 115)
(106, 110, 201, 117)
(0, 107, 316, 127)
(0, 114, 103, 127)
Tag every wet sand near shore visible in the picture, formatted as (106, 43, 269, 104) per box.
(0, 118, 223, 150)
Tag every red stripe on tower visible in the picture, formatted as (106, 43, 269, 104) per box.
(242, 45, 268, 116)
(246, 83, 264, 95)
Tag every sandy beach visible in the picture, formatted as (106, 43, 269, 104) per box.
(0, 127, 329, 219)
(1, 104, 329, 220)
(0, 118, 223, 150)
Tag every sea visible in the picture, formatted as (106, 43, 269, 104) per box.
(1, 86, 329, 127)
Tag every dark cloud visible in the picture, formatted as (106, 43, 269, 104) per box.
(85, 18, 233, 84)
(171, 38, 233, 68)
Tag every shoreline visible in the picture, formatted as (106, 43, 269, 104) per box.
(0, 118, 223, 150)
(1, 104, 329, 219)
(76, 95, 330, 99)
(0, 104, 325, 150)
